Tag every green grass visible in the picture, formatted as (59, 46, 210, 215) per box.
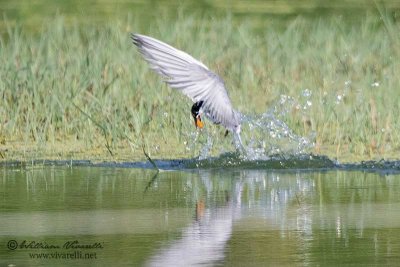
(0, 11, 399, 162)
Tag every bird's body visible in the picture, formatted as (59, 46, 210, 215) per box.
(131, 34, 241, 134)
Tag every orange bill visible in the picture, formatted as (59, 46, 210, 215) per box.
(195, 117, 204, 128)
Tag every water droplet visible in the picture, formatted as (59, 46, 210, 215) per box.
(280, 95, 288, 104)
(303, 100, 312, 110)
(371, 82, 380, 87)
(302, 89, 312, 97)
(336, 94, 344, 104)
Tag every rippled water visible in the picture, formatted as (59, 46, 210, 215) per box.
(1, 165, 400, 266)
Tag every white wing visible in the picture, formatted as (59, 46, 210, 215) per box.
(132, 34, 240, 131)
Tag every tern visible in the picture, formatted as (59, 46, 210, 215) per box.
(131, 34, 241, 135)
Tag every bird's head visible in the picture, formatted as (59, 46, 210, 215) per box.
(191, 101, 204, 129)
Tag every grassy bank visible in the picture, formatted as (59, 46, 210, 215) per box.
(0, 11, 399, 162)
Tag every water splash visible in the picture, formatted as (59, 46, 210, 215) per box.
(199, 134, 213, 160)
(192, 93, 315, 161)
(239, 111, 314, 160)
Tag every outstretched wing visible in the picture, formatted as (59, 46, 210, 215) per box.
(132, 34, 240, 131)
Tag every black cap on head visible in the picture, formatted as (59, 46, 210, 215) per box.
(191, 101, 204, 118)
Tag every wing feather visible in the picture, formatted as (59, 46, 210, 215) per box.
(132, 33, 240, 131)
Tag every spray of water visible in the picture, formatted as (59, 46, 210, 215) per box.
(238, 111, 314, 160)
(192, 91, 316, 161)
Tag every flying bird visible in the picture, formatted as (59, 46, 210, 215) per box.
(131, 34, 241, 135)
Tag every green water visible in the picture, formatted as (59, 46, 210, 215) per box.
(1, 165, 400, 266)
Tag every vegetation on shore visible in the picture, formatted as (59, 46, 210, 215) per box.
(0, 10, 399, 162)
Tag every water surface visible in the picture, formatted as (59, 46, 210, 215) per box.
(1, 165, 400, 266)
